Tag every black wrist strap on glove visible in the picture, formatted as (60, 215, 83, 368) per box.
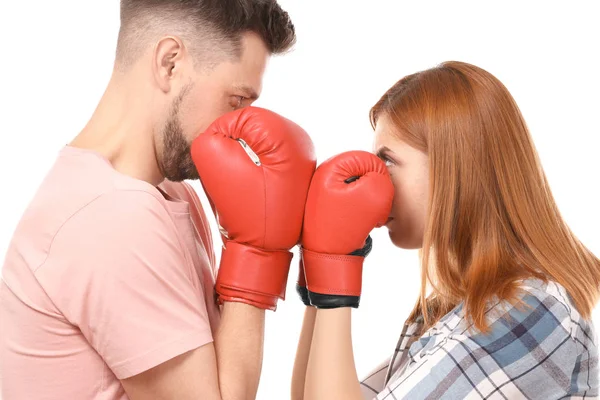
(349, 234, 373, 257)
(296, 283, 311, 306)
(306, 235, 373, 309)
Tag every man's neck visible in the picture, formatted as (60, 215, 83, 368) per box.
(70, 69, 165, 186)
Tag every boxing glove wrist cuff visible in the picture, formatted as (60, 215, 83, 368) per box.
(216, 241, 293, 310)
(308, 291, 360, 309)
(301, 248, 364, 308)
(296, 284, 311, 306)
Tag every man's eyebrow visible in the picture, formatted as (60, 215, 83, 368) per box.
(234, 84, 259, 100)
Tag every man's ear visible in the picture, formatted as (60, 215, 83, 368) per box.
(152, 35, 187, 93)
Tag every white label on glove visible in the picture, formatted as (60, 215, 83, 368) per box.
(237, 139, 261, 166)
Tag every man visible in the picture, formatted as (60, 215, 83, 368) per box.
(0, 1, 301, 399)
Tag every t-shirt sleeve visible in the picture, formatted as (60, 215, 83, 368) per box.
(35, 189, 213, 379)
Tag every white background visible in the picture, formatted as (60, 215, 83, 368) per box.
(1, 1, 599, 399)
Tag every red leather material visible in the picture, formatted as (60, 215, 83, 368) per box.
(301, 248, 363, 296)
(217, 241, 293, 310)
(301, 150, 394, 297)
(191, 106, 316, 310)
(296, 260, 307, 288)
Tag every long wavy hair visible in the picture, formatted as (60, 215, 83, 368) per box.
(370, 61, 600, 333)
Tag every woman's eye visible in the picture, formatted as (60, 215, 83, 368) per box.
(384, 156, 395, 167)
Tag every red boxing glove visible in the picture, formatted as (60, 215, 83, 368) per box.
(191, 107, 316, 310)
(300, 151, 394, 308)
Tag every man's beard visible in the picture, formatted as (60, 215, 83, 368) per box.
(159, 91, 199, 182)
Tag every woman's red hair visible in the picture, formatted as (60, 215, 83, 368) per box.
(370, 61, 600, 332)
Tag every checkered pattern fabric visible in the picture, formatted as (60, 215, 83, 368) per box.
(360, 279, 599, 399)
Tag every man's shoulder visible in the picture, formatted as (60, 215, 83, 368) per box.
(74, 187, 170, 220)
(12, 152, 175, 265)
(28, 173, 169, 235)
(25, 147, 164, 222)
(14, 186, 172, 268)
(3, 151, 180, 295)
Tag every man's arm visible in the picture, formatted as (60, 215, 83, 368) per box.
(291, 306, 317, 400)
(122, 302, 264, 400)
(122, 107, 316, 399)
(120, 107, 316, 399)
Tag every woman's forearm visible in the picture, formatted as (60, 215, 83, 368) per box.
(291, 307, 318, 400)
(304, 308, 363, 400)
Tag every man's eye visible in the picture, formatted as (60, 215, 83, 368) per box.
(230, 96, 246, 110)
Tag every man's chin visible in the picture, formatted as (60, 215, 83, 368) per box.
(183, 165, 200, 181)
(162, 156, 200, 182)
(165, 170, 199, 182)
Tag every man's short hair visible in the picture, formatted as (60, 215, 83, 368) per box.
(116, 0, 296, 69)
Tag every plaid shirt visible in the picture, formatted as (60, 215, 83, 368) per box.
(360, 279, 599, 399)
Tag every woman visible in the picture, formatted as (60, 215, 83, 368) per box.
(292, 61, 600, 399)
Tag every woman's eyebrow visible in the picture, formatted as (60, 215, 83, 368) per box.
(375, 146, 393, 160)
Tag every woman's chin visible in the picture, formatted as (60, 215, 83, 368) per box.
(387, 227, 422, 250)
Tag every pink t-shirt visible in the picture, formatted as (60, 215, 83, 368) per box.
(0, 146, 221, 399)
